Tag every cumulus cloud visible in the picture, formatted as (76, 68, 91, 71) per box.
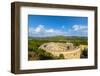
(45, 29, 54, 33)
(29, 24, 88, 37)
(34, 25, 45, 33)
(29, 25, 67, 37)
(68, 24, 88, 36)
(72, 25, 88, 31)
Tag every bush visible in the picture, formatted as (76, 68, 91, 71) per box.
(73, 42, 80, 46)
(37, 49, 54, 60)
(58, 54, 64, 59)
(81, 48, 88, 58)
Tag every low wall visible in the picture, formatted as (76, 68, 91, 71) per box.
(46, 48, 81, 59)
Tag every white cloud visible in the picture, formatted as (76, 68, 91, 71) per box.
(29, 24, 88, 37)
(34, 25, 45, 33)
(45, 29, 54, 33)
(72, 25, 88, 31)
(67, 24, 88, 36)
(29, 25, 68, 37)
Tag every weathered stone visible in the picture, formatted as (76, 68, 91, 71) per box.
(39, 42, 81, 59)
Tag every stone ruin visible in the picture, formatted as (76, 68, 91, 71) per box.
(39, 42, 77, 52)
(39, 42, 81, 59)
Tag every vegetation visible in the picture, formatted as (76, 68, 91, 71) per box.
(80, 48, 88, 58)
(58, 54, 64, 59)
(28, 36, 88, 60)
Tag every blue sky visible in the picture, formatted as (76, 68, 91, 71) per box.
(28, 15, 88, 37)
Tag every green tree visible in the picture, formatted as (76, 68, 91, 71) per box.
(37, 49, 54, 60)
(58, 54, 64, 59)
(81, 48, 88, 58)
(73, 42, 80, 46)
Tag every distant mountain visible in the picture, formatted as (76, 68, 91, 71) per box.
(29, 35, 87, 41)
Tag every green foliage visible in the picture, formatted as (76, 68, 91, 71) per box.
(58, 54, 64, 59)
(73, 42, 80, 46)
(81, 48, 88, 58)
(36, 48, 54, 60)
(82, 48, 88, 57)
(28, 36, 88, 60)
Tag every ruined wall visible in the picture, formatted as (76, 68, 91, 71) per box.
(46, 48, 81, 59)
(39, 42, 82, 59)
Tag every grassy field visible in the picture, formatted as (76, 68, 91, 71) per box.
(28, 36, 88, 60)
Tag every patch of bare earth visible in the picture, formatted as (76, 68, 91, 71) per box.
(28, 51, 39, 60)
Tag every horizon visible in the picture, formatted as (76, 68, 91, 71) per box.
(28, 35, 88, 38)
(28, 15, 88, 37)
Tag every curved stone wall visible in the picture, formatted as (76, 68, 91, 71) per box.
(39, 42, 81, 59)
(46, 48, 81, 59)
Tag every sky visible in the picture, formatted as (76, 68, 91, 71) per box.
(28, 15, 88, 37)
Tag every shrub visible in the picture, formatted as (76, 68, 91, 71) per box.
(58, 54, 64, 59)
(37, 48, 54, 60)
(81, 48, 88, 58)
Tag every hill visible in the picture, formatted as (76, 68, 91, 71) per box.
(29, 35, 87, 41)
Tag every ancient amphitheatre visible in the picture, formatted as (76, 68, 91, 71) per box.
(28, 36, 88, 60)
(39, 42, 84, 59)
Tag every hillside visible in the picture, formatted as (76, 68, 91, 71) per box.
(29, 35, 87, 41)
(29, 36, 87, 45)
(28, 35, 88, 60)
